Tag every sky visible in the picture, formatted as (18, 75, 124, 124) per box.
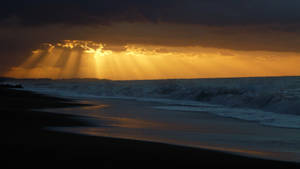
(1, 0, 300, 80)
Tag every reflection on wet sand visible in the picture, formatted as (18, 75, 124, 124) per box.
(46, 99, 300, 163)
(83, 104, 110, 110)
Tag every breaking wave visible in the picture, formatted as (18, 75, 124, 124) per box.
(3, 76, 300, 128)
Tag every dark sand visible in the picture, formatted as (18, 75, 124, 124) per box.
(0, 85, 299, 168)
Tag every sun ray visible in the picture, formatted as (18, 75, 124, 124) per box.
(72, 51, 83, 78)
(20, 50, 43, 69)
(38, 48, 63, 68)
(93, 52, 105, 79)
(5, 40, 300, 80)
(60, 50, 80, 79)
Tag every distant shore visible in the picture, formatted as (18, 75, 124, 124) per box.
(0, 85, 299, 168)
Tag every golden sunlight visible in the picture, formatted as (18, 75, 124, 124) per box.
(4, 40, 300, 80)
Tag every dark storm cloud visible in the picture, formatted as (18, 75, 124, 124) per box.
(0, 0, 170, 26)
(1, 0, 300, 26)
(1, 0, 300, 75)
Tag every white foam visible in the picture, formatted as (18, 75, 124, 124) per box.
(5, 77, 300, 129)
(136, 98, 220, 107)
(24, 85, 300, 129)
(154, 105, 300, 129)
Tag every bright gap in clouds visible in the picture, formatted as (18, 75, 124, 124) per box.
(4, 40, 300, 80)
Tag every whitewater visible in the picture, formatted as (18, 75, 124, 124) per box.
(3, 76, 300, 128)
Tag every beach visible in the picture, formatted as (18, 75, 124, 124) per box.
(0, 85, 299, 168)
(45, 98, 300, 163)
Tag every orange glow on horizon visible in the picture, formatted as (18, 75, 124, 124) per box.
(4, 40, 300, 80)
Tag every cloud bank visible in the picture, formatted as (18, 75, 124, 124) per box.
(1, 1, 300, 75)
(1, 0, 300, 26)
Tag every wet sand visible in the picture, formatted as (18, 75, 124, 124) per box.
(47, 98, 300, 163)
(1, 86, 299, 168)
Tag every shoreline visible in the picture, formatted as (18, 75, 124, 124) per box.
(1, 86, 300, 168)
(46, 98, 300, 163)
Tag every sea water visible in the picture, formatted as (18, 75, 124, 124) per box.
(3, 76, 300, 128)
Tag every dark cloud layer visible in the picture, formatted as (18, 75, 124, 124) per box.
(1, 0, 300, 26)
(1, 0, 300, 75)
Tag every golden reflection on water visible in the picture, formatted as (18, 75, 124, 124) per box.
(45, 100, 300, 163)
(108, 117, 162, 129)
(86, 114, 165, 129)
(83, 104, 110, 110)
(66, 126, 285, 161)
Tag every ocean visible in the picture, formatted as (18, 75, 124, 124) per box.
(2, 76, 300, 162)
(3, 76, 300, 128)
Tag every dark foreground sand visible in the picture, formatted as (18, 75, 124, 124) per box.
(0, 85, 299, 168)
